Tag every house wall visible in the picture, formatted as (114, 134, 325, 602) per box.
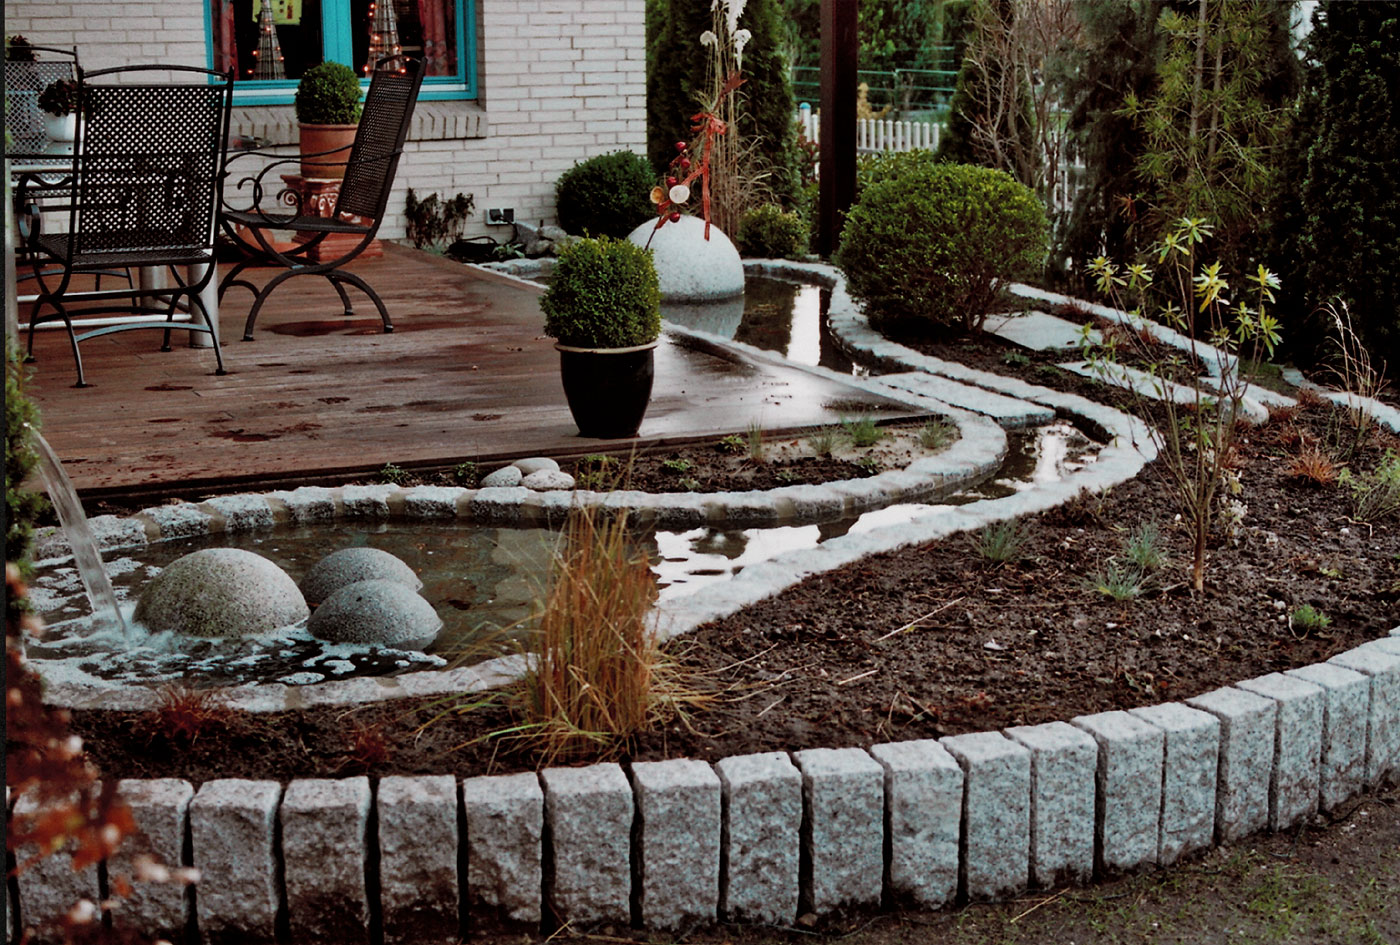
(5, 0, 648, 242)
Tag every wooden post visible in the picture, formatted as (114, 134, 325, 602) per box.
(817, 0, 857, 257)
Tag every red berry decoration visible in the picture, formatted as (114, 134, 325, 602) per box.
(675, 140, 687, 151)
(666, 176, 678, 186)
(669, 211, 681, 223)
(679, 158, 691, 169)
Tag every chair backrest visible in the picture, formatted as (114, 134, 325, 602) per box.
(4, 45, 79, 154)
(68, 65, 235, 257)
(336, 57, 424, 222)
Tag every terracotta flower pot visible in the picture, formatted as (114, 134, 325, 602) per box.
(298, 123, 357, 180)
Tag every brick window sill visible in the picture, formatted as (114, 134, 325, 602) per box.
(230, 100, 487, 148)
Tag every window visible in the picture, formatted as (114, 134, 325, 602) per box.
(208, 0, 475, 101)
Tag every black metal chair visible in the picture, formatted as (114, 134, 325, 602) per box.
(218, 57, 424, 341)
(19, 65, 234, 387)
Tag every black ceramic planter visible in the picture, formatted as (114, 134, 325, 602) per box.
(555, 342, 657, 438)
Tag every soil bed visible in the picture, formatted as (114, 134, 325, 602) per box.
(68, 386, 1400, 783)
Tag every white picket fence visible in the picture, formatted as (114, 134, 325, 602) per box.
(795, 105, 942, 155)
(794, 104, 1085, 225)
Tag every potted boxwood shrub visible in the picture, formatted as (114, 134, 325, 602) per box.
(294, 61, 362, 179)
(541, 236, 662, 438)
(37, 77, 78, 144)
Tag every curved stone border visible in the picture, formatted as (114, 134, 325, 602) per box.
(11, 633, 1399, 942)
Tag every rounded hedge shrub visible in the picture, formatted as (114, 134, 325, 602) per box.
(835, 163, 1048, 332)
(541, 236, 661, 349)
(295, 62, 362, 125)
(555, 151, 657, 240)
(737, 204, 807, 258)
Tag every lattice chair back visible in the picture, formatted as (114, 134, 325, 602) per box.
(335, 57, 424, 222)
(4, 46, 79, 154)
(69, 66, 235, 262)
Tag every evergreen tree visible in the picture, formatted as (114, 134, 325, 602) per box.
(1056, 0, 1166, 284)
(1291, 2, 1400, 359)
(648, 0, 798, 207)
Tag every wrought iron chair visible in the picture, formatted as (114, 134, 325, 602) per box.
(19, 65, 234, 387)
(218, 57, 424, 341)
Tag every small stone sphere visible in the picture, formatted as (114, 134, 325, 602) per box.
(299, 547, 423, 607)
(306, 579, 443, 650)
(626, 214, 744, 302)
(134, 548, 309, 638)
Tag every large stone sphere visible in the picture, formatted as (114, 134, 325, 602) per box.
(306, 579, 443, 650)
(134, 548, 309, 638)
(299, 547, 422, 607)
(626, 215, 744, 302)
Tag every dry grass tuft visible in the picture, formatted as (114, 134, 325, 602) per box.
(146, 684, 235, 748)
(1285, 448, 1339, 487)
(508, 504, 699, 764)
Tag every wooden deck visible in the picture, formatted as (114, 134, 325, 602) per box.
(20, 244, 925, 502)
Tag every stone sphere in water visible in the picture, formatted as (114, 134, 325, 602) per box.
(306, 579, 443, 650)
(134, 548, 309, 638)
(299, 547, 422, 607)
(626, 215, 744, 302)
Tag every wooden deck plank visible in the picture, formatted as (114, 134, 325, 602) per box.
(20, 244, 926, 501)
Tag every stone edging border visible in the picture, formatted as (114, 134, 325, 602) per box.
(14, 261, 1400, 941)
(11, 634, 1400, 941)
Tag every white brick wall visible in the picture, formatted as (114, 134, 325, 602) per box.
(5, 0, 648, 241)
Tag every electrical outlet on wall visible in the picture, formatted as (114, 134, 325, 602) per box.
(486, 208, 515, 225)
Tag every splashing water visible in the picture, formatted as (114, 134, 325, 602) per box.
(28, 427, 128, 639)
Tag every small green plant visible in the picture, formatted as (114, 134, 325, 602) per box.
(294, 61, 362, 125)
(855, 455, 881, 475)
(717, 434, 745, 454)
(919, 420, 956, 451)
(555, 150, 656, 239)
(1002, 349, 1032, 368)
(736, 204, 807, 258)
(540, 236, 661, 349)
(574, 454, 617, 491)
(976, 519, 1028, 565)
(842, 415, 884, 448)
(1084, 562, 1149, 601)
(808, 426, 839, 456)
(1122, 522, 1166, 572)
(377, 462, 410, 486)
(492, 242, 526, 261)
(404, 189, 475, 251)
(451, 461, 478, 486)
(835, 163, 1049, 332)
(678, 477, 701, 492)
(1289, 604, 1332, 634)
(661, 458, 692, 474)
(6, 342, 46, 572)
(775, 469, 801, 484)
(1338, 450, 1400, 522)
(747, 422, 767, 463)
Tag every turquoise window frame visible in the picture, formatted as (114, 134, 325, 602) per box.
(207, 0, 477, 104)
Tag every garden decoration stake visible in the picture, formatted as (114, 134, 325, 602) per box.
(647, 71, 745, 246)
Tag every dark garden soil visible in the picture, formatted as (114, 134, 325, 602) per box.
(66, 375, 1400, 784)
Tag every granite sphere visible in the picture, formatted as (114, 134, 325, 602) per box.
(134, 548, 309, 638)
(306, 579, 443, 649)
(299, 547, 423, 607)
(626, 215, 743, 302)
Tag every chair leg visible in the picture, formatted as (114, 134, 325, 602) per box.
(217, 258, 257, 302)
(53, 307, 88, 388)
(189, 296, 228, 376)
(327, 271, 394, 333)
(242, 269, 301, 341)
(326, 276, 355, 317)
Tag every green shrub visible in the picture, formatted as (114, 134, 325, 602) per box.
(855, 148, 940, 196)
(6, 342, 46, 572)
(736, 204, 807, 258)
(835, 163, 1049, 332)
(541, 236, 661, 348)
(294, 61, 362, 125)
(555, 151, 656, 240)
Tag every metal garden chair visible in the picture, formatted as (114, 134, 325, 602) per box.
(218, 57, 424, 341)
(19, 65, 234, 387)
